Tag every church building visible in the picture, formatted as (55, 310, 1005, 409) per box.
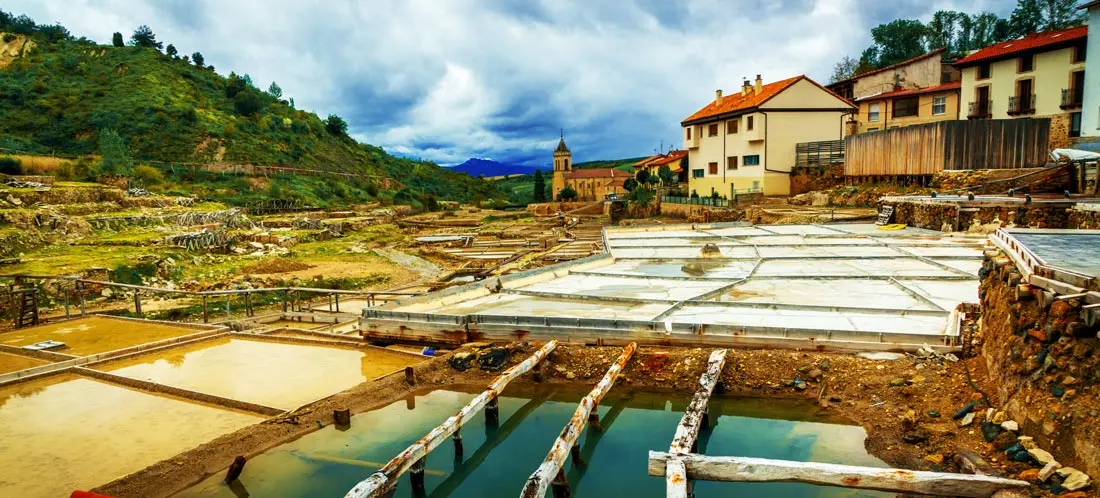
(550, 136, 630, 201)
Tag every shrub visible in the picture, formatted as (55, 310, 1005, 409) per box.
(111, 32, 124, 47)
(0, 157, 23, 175)
(133, 164, 164, 184)
(97, 128, 134, 176)
(2, 34, 16, 43)
(233, 90, 262, 116)
(325, 114, 347, 136)
(559, 186, 577, 201)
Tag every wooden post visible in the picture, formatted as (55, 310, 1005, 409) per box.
(226, 295, 231, 320)
(281, 290, 287, 313)
(245, 292, 252, 317)
(551, 469, 571, 498)
(519, 343, 637, 498)
(63, 289, 70, 318)
(77, 281, 86, 316)
(533, 361, 543, 382)
(647, 452, 1030, 497)
(486, 396, 500, 427)
(667, 349, 728, 498)
(225, 455, 247, 483)
(404, 366, 416, 386)
(202, 295, 208, 323)
(335, 293, 340, 312)
(452, 428, 463, 457)
(334, 408, 351, 426)
(329, 294, 334, 312)
(410, 457, 426, 492)
(133, 291, 142, 318)
(344, 341, 558, 498)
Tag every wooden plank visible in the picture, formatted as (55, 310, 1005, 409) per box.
(647, 452, 1030, 498)
(519, 342, 638, 498)
(668, 349, 728, 454)
(666, 458, 690, 498)
(344, 340, 558, 498)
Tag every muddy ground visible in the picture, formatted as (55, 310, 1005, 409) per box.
(92, 340, 1075, 498)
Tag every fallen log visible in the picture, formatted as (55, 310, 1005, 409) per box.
(519, 342, 637, 498)
(647, 452, 1030, 498)
(667, 349, 727, 498)
(344, 340, 558, 498)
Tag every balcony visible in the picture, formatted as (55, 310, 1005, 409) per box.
(967, 100, 991, 119)
(1007, 94, 1036, 116)
(1061, 88, 1083, 110)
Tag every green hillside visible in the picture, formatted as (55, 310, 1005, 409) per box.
(0, 11, 499, 204)
(575, 157, 646, 172)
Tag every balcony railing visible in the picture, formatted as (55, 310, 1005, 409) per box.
(1062, 88, 1083, 109)
(1007, 94, 1036, 116)
(967, 100, 991, 119)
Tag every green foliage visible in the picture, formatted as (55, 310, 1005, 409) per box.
(419, 193, 440, 211)
(626, 185, 655, 207)
(623, 178, 639, 192)
(129, 25, 162, 50)
(635, 169, 649, 184)
(267, 81, 282, 99)
(532, 169, 546, 202)
(132, 164, 163, 184)
(657, 165, 674, 185)
(0, 157, 22, 175)
(111, 32, 123, 47)
(165, 44, 177, 58)
(191, 51, 204, 67)
(97, 129, 133, 176)
(233, 89, 263, 116)
(868, 19, 928, 67)
(558, 186, 577, 201)
(325, 114, 347, 136)
(690, 190, 699, 199)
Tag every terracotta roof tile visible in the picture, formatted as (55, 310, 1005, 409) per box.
(633, 154, 664, 167)
(681, 76, 804, 124)
(955, 25, 1087, 67)
(855, 81, 961, 102)
(566, 168, 631, 180)
(650, 150, 688, 166)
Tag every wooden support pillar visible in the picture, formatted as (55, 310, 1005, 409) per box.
(63, 289, 70, 318)
(486, 395, 500, 427)
(335, 293, 340, 312)
(410, 457, 426, 493)
(334, 408, 351, 426)
(202, 295, 209, 323)
(281, 290, 287, 313)
(570, 443, 583, 466)
(533, 361, 543, 382)
(404, 366, 416, 385)
(245, 292, 252, 317)
(226, 295, 231, 320)
(133, 291, 142, 318)
(77, 281, 86, 316)
(225, 455, 247, 483)
(588, 412, 602, 432)
(329, 294, 334, 312)
(550, 469, 571, 498)
(701, 409, 711, 431)
(452, 428, 464, 457)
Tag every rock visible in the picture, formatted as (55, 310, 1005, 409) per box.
(1017, 469, 1040, 481)
(1061, 469, 1091, 491)
(992, 411, 1007, 424)
(1027, 447, 1055, 466)
(1001, 420, 1019, 432)
(818, 359, 830, 370)
(793, 379, 808, 391)
(1007, 447, 1033, 463)
(923, 453, 944, 465)
(856, 352, 904, 361)
(1050, 300, 1072, 318)
(1060, 492, 1088, 498)
(565, 372, 576, 380)
(901, 432, 928, 444)
(952, 401, 980, 420)
(909, 374, 925, 384)
(888, 378, 908, 387)
(927, 410, 941, 418)
(1051, 385, 1066, 397)
(100, 287, 114, 298)
(1027, 328, 1048, 342)
(806, 368, 824, 381)
(992, 431, 1017, 451)
(828, 396, 842, 403)
(980, 421, 1001, 442)
(958, 412, 976, 427)
(1062, 375, 1079, 386)
(449, 352, 475, 371)
(1017, 436, 1037, 450)
(781, 378, 795, 387)
(1038, 461, 1062, 482)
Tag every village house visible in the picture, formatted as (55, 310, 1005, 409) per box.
(955, 25, 1088, 146)
(1081, 1, 1099, 138)
(852, 82, 961, 133)
(550, 137, 630, 201)
(827, 49, 959, 102)
(681, 75, 854, 197)
(633, 149, 688, 182)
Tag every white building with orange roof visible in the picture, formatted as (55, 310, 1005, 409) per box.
(681, 75, 854, 197)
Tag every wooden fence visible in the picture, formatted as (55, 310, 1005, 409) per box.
(844, 119, 1051, 177)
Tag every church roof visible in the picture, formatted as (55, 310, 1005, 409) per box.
(566, 168, 630, 179)
(555, 138, 570, 153)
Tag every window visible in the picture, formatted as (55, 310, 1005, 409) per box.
(743, 155, 760, 166)
(727, 156, 738, 170)
(932, 95, 947, 115)
(708, 162, 718, 175)
(692, 169, 704, 178)
(1018, 54, 1033, 72)
(746, 116, 754, 131)
(686, 128, 692, 140)
(893, 97, 919, 118)
(978, 63, 991, 79)
(727, 119, 738, 134)
(1070, 111, 1082, 138)
(868, 103, 880, 122)
(708, 124, 719, 137)
(1073, 42, 1087, 63)
(866, 127, 879, 132)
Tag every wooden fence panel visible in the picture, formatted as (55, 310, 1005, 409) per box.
(845, 119, 1050, 176)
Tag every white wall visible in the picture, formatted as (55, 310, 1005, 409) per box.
(1083, 8, 1100, 137)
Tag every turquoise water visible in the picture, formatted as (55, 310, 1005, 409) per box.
(176, 386, 888, 498)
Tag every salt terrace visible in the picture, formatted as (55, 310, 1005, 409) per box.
(363, 223, 989, 351)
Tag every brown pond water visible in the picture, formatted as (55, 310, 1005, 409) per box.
(0, 352, 49, 374)
(97, 337, 420, 409)
(0, 316, 201, 356)
(0, 373, 259, 498)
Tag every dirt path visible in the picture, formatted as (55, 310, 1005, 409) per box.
(373, 247, 445, 285)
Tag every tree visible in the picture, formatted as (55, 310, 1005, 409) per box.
(533, 169, 546, 202)
(657, 164, 674, 185)
(267, 81, 282, 99)
(623, 178, 639, 192)
(970, 12, 1002, 48)
(957, 14, 974, 52)
(112, 31, 124, 47)
(130, 25, 163, 50)
(233, 90, 263, 116)
(1009, 0, 1043, 37)
(635, 169, 650, 184)
(857, 46, 879, 73)
(165, 44, 177, 57)
(869, 19, 927, 66)
(830, 55, 859, 83)
(1042, 0, 1085, 30)
(558, 186, 577, 201)
(225, 72, 245, 98)
(98, 129, 134, 176)
(925, 10, 960, 51)
(325, 114, 348, 135)
(192, 51, 205, 67)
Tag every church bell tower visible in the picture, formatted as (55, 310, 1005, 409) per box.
(551, 131, 571, 201)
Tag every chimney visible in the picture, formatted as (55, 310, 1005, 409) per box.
(715, 89, 723, 105)
(742, 79, 751, 96)
(754, 74, 763, 94)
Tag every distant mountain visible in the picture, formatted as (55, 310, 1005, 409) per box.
(450, 158, 543, 177)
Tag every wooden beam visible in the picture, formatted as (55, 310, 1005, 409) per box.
(647, 452, 1029, 498)
(667, 349, 727, 498)
(519, 342, 638, 498)
(343, 340, 558, 498)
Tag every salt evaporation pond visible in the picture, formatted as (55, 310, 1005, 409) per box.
(179, 386, 888, 497)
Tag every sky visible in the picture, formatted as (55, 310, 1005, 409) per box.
(11, 0, 1016, 168)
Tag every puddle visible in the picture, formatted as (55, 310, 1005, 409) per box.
(431, 293, 669, 320)
(0, 316, 201, 356)
(0, 352, 49, 374)
(178, 386, 887, 498)
(0, 373, 260, 497)
(98, 338, 419, 409)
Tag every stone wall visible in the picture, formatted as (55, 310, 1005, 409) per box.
(526, 202, 601, 216)
(789, 164, 845, 195)
(885, 200, 1073, 232)
(931, 167, 1069, 194)
(1049, 113, 1074, 150)
(979, 254, 1100, 479)
(658, 201, 743, 222)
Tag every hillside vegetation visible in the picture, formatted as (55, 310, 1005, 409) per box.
(495, 157, 645, 205)
(0, 11, 499, 204)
